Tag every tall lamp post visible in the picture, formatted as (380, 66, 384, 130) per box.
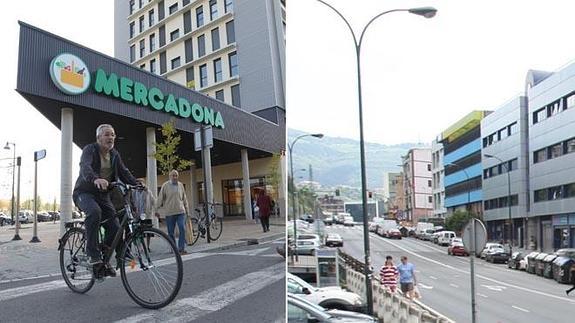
(289, 133, 323, 262)
(484, 154, 512, 254)
(316, 1, 437, 314)
(4, 142, 16, 223)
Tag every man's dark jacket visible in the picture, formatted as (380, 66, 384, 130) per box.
(73, 143, 138, 201)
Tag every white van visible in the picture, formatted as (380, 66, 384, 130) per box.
(437, 231, 456, 246)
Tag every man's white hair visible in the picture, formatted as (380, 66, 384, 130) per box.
(96, 124, 114, 138)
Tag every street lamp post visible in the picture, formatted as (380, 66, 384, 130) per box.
(289, 133, 323, 262)
(484, 154, 512, 255)
(4, 142, 16, 223)
(316, 1, 437, 314)
(447, 162, 471, 209)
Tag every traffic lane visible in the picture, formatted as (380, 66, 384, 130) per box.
(370, 234, 575, 322)
(332, 227, 575, 322)
(0, 251, 284, 322)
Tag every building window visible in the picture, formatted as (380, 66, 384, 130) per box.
(427, 164, 431, 171)
(170, 29, 180, 41)
(159, 51, 167, 74)
(199, 64, 208, 87)
(548, 100, 562, 117)
(508, 159, 518, 171)
(169, 3, 178, 14)
(184, 11, 192, 33)
(566, 94, 575, 110)
(550, 143, 562, 159)
(186, 66, 195, 89)
(196, 6, 204, 27)
(215, 89, 224, 101)
(427, 180, 432, 187)
(565, 183, 575, 198)
(130, 45, 135, 62)
(228, 51, 238, 76)
(130, 0, 135, 14)
(198, 34, 206, 57)
(183, 0, 190, 5)
(139, 16, 145, 32)
(231, 84, 240, 107)
(210, 0, 218, 20)
(566, 138, 575, 154)
(139, 39, 145, 57)
(213, 58, 222, 82)
(226, 20, 235, 44)
(428, 196, 432, 203)
(158, 0, 165, 20)
(534, 148, 547, 163)
(148, 9, 155, 27)
(534, 108, 547, 124)
(211, 28, 220, 51)
(509, 122, 518, 135)
(140, 63, 146, 69)
(159, 25, 166, 46)
(149, 33, 156, 52)
(549, 186, 563, 200)
(150, 59, 156, 74)
(171, 56, 181, 69)
(184, 38, 193, 62)
(224, 0, 233, 13)
(129, 22, 135, 38)
(139, 0, 143, 8)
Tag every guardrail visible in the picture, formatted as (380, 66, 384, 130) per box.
(339, 250, 454, 323)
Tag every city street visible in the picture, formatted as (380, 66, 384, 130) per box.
(0, 237, 286, 323)
(327, 225, 575, 323)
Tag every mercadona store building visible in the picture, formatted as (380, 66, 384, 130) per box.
(16, 22, 286, 230)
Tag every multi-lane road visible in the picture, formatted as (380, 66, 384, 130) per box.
(327, 224, 575, 323)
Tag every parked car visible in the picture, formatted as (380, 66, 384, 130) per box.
(300, 214, 314, 223)
(36, 211, 51, 222)
(48, 211, 60, 221)
(386, 228, 402, 239)
(507, 252, 525, 270)
(421, 229, 436, 241)
(448, 238, 468, 256)
(18, 210, 32, 224)
(431, 231, 443, 244)
(479, 243, 505, 259)
(0, 212, 13, 226)
(437, 231, 456, 246)
(485, 247, 510, 263)
(295, 239, 320, 255)
(376, 226, 386, 237)
(287, 273, 365, 312)
(325, 234, 343, 247)
(368, 222, 379, 232)
(343, 216, 354, 227)
(287, 293, 375, 323)
(298, 234, 322, 246)
(323, 217, 333, 226)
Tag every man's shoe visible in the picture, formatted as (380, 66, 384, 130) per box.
(179, 250, 188, 255)
(88, 257, 103, 267)
(104, 264, 117, 277)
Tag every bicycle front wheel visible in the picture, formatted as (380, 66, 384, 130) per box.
(209, 216, 223, 241)
(119, 227, 183, 309)
(59, 228, 95, 293)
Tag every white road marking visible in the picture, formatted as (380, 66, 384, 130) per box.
(0, 280, 68, 302)
(377, 237, 575, 304)
(216, 247, 270, 256)
(477, 293, 488, 298)
(429, 276, 438, 280)
(449, 283, 459, 288)
(512, 305, 530, 313)
(418, 283, 434, 289)
(482, 285, 507, 292)
(115, 263, 285, 323)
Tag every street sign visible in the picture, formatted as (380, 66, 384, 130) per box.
(462, 218, 487, 256)
(194, 126, 214, 151)
(34, 149, 46, 161)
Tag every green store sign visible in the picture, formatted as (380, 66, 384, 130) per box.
(50, 53, 225, 129)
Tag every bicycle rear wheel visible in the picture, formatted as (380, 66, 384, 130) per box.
(209, 216, 223, 241)
(119, 227, 183, 309)
(187, 217, 200, 246)
(59, 228, 95, 293)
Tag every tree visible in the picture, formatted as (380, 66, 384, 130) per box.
(154, 119, 192, 175)
(445, 210, 477, 234)
(265, 153, 282, 200)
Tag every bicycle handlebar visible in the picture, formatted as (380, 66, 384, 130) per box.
(108, 181, 146, 192)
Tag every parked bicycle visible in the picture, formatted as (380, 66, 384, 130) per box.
(58, 182, 183, 309)
(188, 202, 223, 245)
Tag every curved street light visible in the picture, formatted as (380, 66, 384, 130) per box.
(315, 1, 437, 314)
(484, 153, 513, 255)
(288, 133, 323, 262)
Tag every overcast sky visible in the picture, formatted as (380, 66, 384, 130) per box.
(0, 0, 113, 203)
(3, 0, 575, 203)
(287, 0, 575, 145)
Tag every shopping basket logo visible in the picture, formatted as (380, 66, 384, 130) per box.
(49, 53, 90, 95)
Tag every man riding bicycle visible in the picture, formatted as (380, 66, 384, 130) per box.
(72, 124, 138, 278)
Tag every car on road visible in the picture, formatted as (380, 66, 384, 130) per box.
(287, 273, 365, 313)
(343, 216, 354, 227)
(437, 231, 456, 246)
(300, 214, 314, 223)
(448, 238, 468, 256)
(325, 233, 343, 247)
(295, 239, 320, 255)
(323, 217, 333, 226)
(479, 243, 505, 259)
(386, 228, 402, 239)
(484, 247, 510, 263)
(287, 293, 375, 322)
(368, 222, 378, 232)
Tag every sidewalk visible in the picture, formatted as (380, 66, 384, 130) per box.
(0, 216, 285, 283)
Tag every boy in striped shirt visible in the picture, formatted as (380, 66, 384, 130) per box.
(380, 255, 399, 293)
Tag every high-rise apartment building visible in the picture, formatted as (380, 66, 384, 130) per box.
(115, 0, 285, 118)
(431, 138, 446, 218)
(401, 148, 433, 224)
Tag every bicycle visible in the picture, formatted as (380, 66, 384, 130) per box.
(58, 182, 183, 309)
(187, 202, 223, 245)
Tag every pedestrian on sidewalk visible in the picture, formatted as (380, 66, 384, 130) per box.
(155, 170, 189, 255)
(252, 196, 260, 224)
(397, 255, 417, 299)
(379, 255, 398, 293)
(256, 188, 272, 232)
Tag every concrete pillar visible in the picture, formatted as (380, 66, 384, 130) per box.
(145, 127, 158, 198)
(202, 146, 214, 205)
(189, 161, 198, 211)
(60, 108, 74, 237)
(279, 152, 287, 219)
(241, 149, 252, 221)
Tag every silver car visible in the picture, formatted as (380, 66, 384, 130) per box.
(288, 293, 376, 322)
